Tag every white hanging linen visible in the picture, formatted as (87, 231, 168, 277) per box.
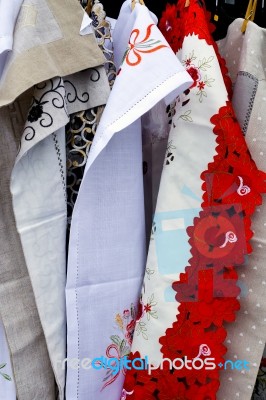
(65, 1, 192, 399)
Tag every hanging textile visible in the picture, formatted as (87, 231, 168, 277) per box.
(65, 0, 192, 398)
(0, 1, 106, 399)
(121, 1, 266, 399)
(217, 18, 266, 400)
(66, 0, 115, 231)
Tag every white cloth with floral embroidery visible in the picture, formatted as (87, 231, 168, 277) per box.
(65, 1, 192, 399)
(130, 35, 228, 363)
(10, 68, 109, 399)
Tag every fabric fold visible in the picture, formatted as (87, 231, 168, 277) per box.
(217, 18, 266, 400)
(121, 2, 266, 399)
(10, 68, 110, 398)
(0, 1, 107, 398)
(65, 1, 192, 399)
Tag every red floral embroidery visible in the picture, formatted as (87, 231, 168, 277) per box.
(198, 81, 205, 90)
(159, 0, 232, 98)
(186, 65, 201, 88)
(121, 1, 266, 399)
(125, 320, 136, 345)
(144, 304, 152, 312)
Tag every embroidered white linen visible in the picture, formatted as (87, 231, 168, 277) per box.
(0, 2, 22, 398)
(65, 1, 192, 399)
(10, 69, 110, 399)
(130, 33, 228, 363)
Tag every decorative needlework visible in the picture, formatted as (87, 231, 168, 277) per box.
(120, 1, 266, 399)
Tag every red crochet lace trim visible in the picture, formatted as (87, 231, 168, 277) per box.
(159, 0, 232, 98)
(121, 1, 266, 399)
(122, 102, 266, 399)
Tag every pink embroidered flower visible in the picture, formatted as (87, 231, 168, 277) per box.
(185, 58, 192, 67)
(125, 320, 136, 345)
(123, 309, 130, 319)
(186, 65, 201, 88)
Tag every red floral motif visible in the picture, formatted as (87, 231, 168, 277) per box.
(186, 65, 201, 88)
(159, 0, 232, 98)
(125, 320, 136, 346)
(198, 81, 206, 90)
(144, 304, 152, 312)
(136, 299, 145, 321)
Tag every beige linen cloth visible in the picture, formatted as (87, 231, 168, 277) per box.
(217, 19, 266, 400)
(0, 0, 105, 399)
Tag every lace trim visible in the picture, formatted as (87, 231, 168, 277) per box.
(159, 0, 232, 98)
(121, 0, 266, 398)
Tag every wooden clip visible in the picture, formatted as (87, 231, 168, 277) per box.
(85, 0, 93, 16)
(241, 0, 258, 33)
(131, 0, 145, 11)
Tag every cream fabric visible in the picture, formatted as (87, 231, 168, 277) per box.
(217, 19, 266, 400)
(0, 0, 105, 107)
(11, 68, 110, 399)
(0, 92, 56, 400)
(130, 32, 228, 363)
(0, 0, 106, 399)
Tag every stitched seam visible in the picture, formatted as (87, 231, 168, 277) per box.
(238, 71, 258, 135)
(92, 71, 188, 147)
(52, 133, 67, 203)
(75, 208, 80, 399)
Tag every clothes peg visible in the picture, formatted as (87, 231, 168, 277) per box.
(214, 0, 219, 21)
(241, 0, 258, 33)
(131, 0, 145, 11)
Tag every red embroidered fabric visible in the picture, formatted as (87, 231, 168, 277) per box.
(159, 0, 232, 98)
(121, 1, 266, 399)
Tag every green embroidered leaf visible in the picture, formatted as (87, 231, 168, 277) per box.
(149, 293, 154, 302)
(103, 370, 113, 381)
(120, 339, 126, 351)
(110, 335, 122, 347)
(139, 322, 146, 328)
(142, 332, 148, 340)
(120, 340, 130, 356)
(0, 373, 11, 381)
(0, 364, 6, 370)
(198, 56, 214, 71)
(179, 110, 193, 122)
